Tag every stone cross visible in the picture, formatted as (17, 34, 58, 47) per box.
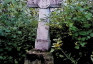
(27, 0, 62, 51)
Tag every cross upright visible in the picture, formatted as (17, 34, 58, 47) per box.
(27, 0, 62, 51)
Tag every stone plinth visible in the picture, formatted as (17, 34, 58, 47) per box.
(24, 50, 54, 64)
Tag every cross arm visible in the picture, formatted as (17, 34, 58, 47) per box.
(27, 0, 62, 8)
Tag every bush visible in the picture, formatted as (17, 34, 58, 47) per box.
(50, 0, 93, 64)
(0, 0, 37, 64)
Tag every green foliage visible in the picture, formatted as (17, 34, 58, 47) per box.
(51, 38, 62, 52)
(50, 0, 93, 49)
(50, 0, 93, 64)
(0, 0, 37, 64)
(51, 38, 79, 64)
(91, 51, 93, 62)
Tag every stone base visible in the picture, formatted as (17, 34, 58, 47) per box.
(35, 39, 51, 51)
(24, 50, 54, 64)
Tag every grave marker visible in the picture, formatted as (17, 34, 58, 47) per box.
(27, 0, 62, 51)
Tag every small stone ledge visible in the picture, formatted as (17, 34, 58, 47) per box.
(24, 50, 54, 64)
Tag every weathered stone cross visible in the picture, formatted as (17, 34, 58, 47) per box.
(27, 0, 62, 51)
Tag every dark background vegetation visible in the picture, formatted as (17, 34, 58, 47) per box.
(50, 0, 93, 64)
(0, 0, 93, 64)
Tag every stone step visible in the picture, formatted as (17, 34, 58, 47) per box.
(24, 50, 54, 64)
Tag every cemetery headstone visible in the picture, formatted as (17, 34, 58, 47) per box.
(27, 0, 62, 51)
(24, 0, 62, 64)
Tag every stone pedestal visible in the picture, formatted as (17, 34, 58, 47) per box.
(24, 50, 54, 64)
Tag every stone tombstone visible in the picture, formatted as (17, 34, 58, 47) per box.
(27, 0, 62, 51)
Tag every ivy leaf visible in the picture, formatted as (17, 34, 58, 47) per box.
(59, 55, 64, 58)
(50, 49, 55, 52)
(0, 56, 3, 59)
(80, 8, 84, 12)
(13, 27, 17, 30)
(79, 31, 87, 36)
(81, 37, 86, 41)
(8, 48, 12, 51)
(83, 24, 91, 28)
(90, 33, 93, 37)
(78, 37, 81, 40)
(17, 31, 22, 34)
(17, 47, 21, 51)
(69, 23, 73, 27)
(5, 29, 11, 33)
(74, 33, 78, 37)
(87, 30, 92, 34)
(75, 45, 80, 49)
(85, 13, 92, 20)
(87, 36, 91, 39)
(0, 29, 4, 36)
(70, 26, 78, 32)
(80, 42, 86, 47)
(13, 35, 17, 38)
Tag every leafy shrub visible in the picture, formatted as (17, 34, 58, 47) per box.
(50, 0, 93, 64)
(50, 0, 93, 49)
(0, 0, 37, 64)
